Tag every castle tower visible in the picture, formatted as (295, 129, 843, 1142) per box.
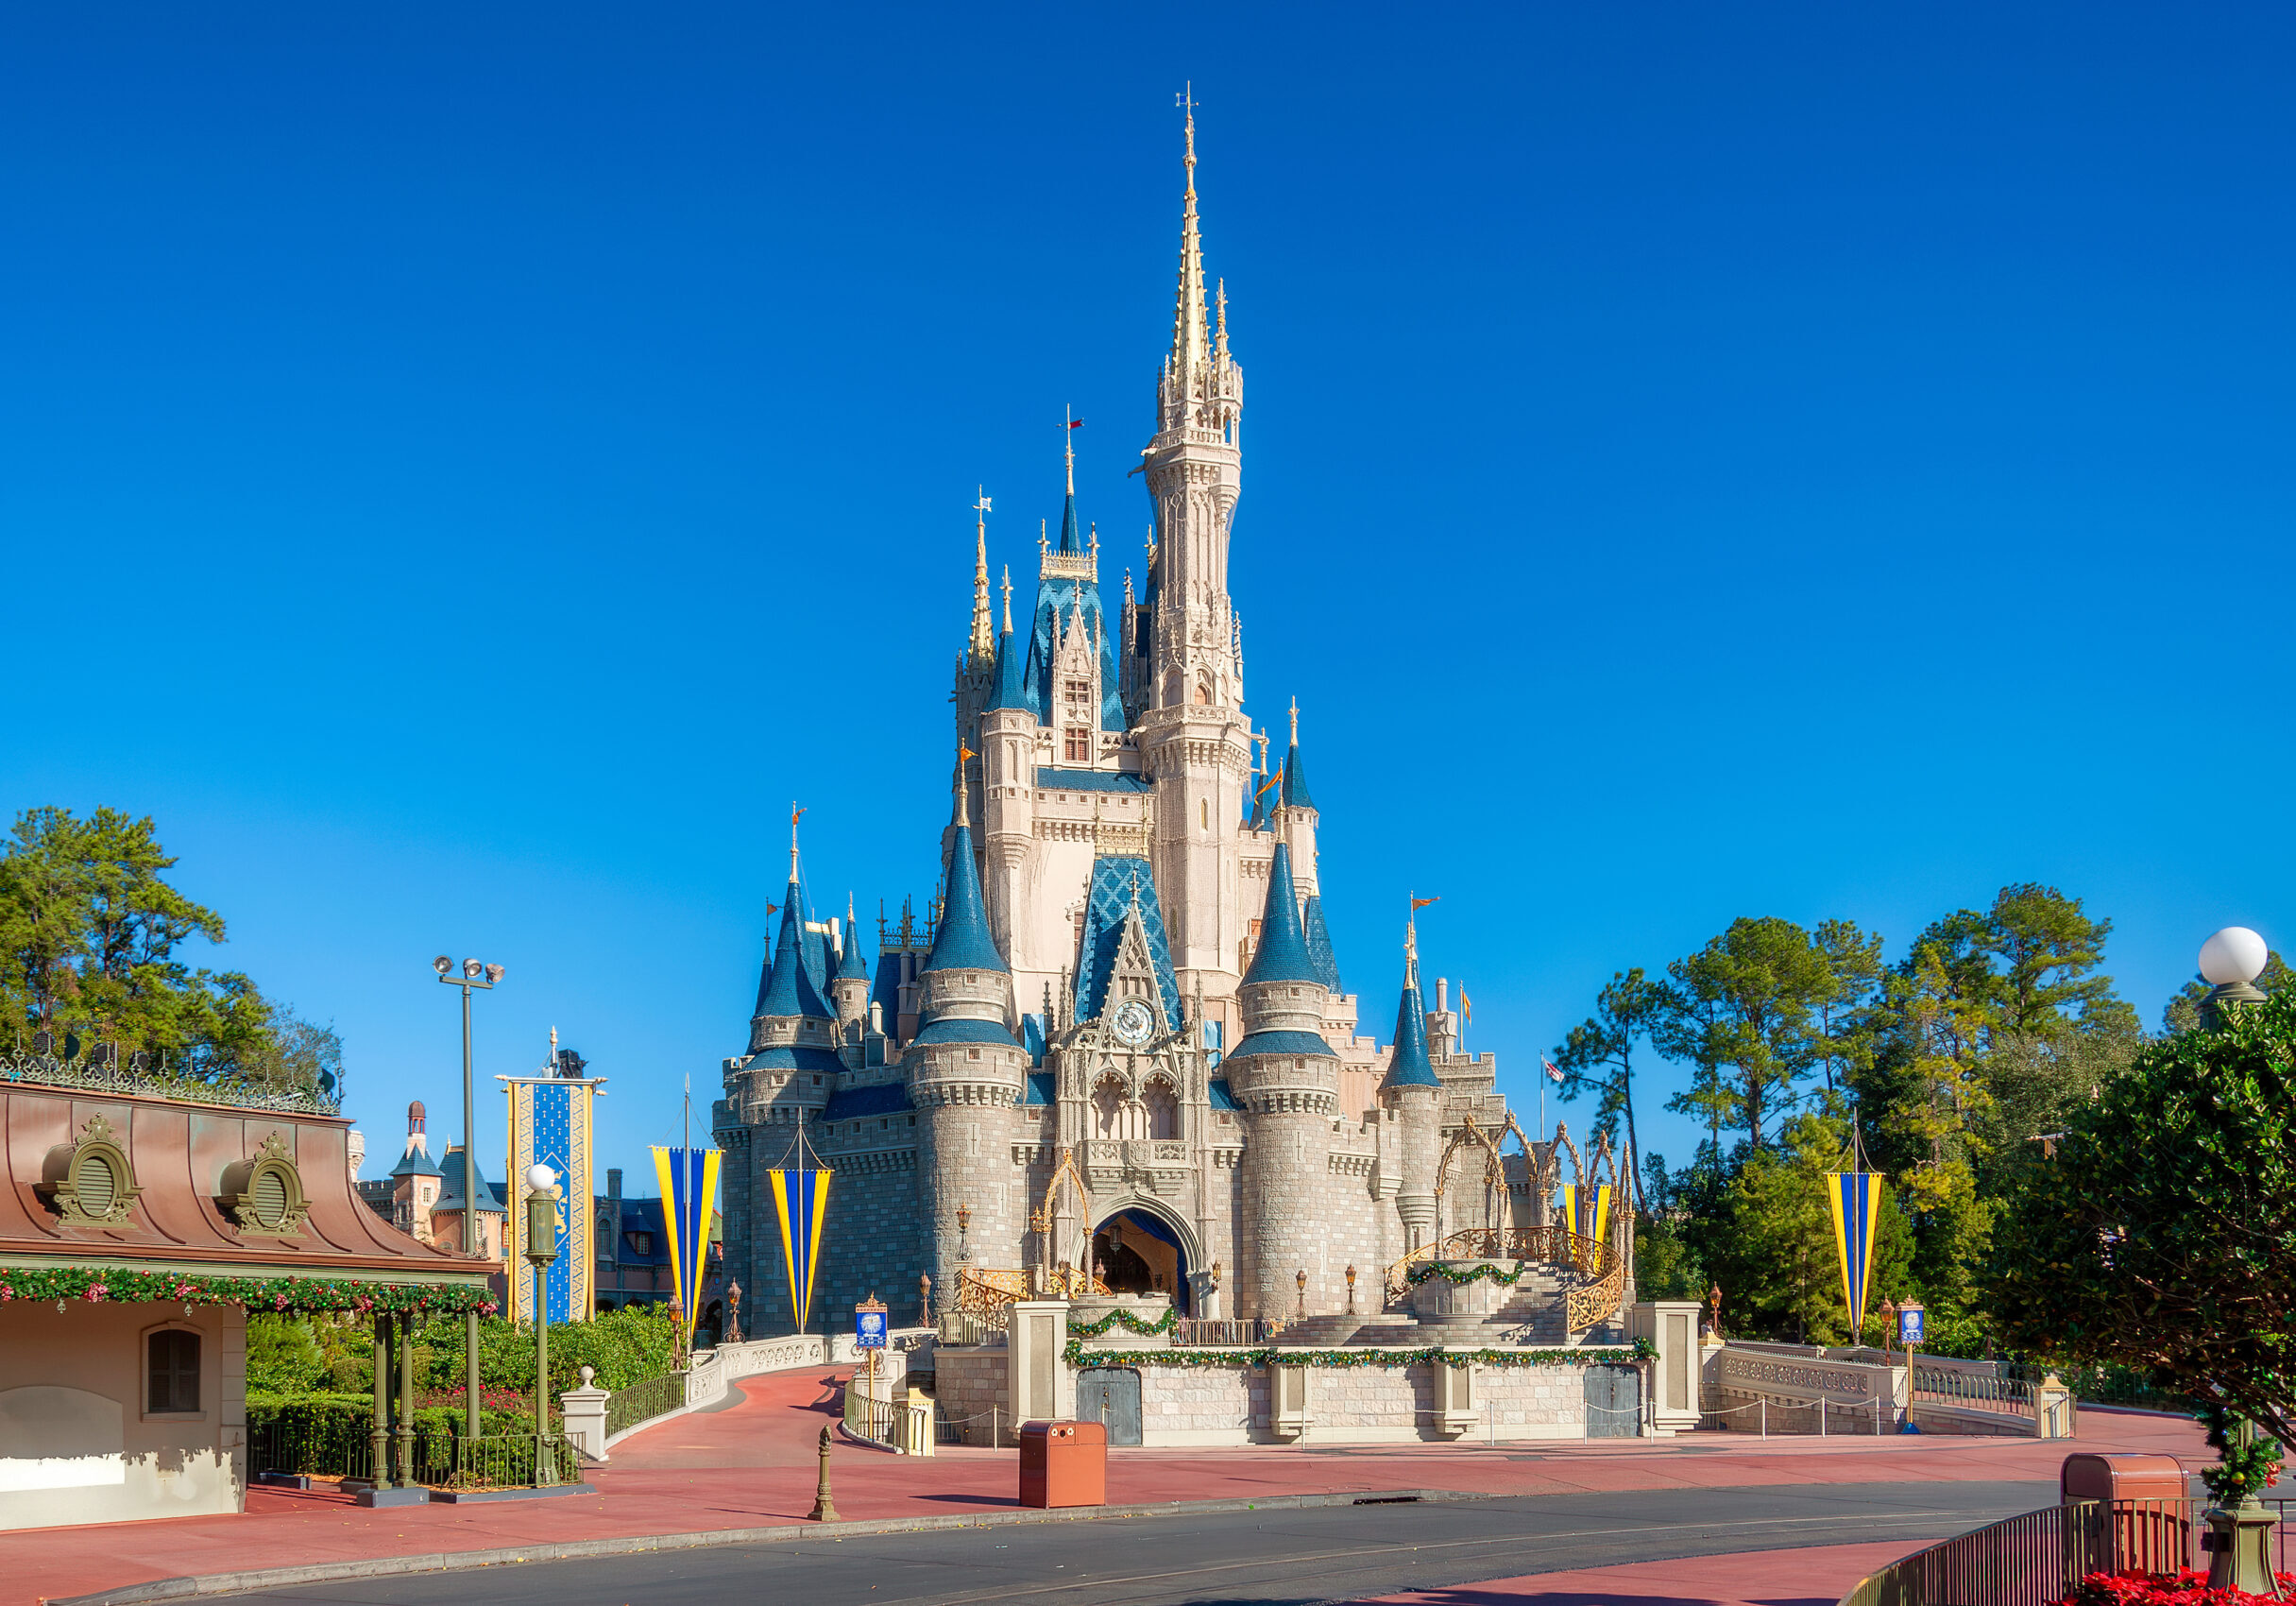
(1278, 700, 1319, 895)
(734, 867, 842, 1128)
(909, 771, 1029, 1313)
(1378, 920, 1442, 1252)
(1222, 841, 1338, 1317)
(830, 894, 872, 1031)
(1141, 94, 1253, 1035)
(980, 593, 1040, 964)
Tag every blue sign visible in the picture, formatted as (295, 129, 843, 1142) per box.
(855, 1308, 888, 1350)
(1898, 1305, 1926, 1346)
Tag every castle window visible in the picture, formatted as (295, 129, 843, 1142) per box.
(1065, 728, 1089, 761)
(1200, 800, 1209, 830)
(1064, 677, 1090, 710)
(1193, 675, 1211, 706)
(968, 1049, 981, 1060)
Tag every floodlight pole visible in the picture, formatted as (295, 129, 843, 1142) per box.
(437, 959, 501, 1448)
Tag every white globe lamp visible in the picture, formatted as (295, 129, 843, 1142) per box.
(2199, 928, 2268, 987)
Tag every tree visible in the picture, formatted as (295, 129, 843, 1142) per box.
(1989, 988, 2296, 1455)
(1551, 966, 1658, 1190)
(1653, 917, 1838, 1152)
(0, 806, 330, 1093)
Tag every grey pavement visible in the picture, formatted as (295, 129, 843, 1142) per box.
(209, 1478, 2050, 1606)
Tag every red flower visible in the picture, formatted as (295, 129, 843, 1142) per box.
(85, 1285, 108, 1302)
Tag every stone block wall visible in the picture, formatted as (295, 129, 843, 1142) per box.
(935, 1345, 1012, 1446)
(1477, 1364, 1594, 1439)
(1134, 1361, 1262, 1444)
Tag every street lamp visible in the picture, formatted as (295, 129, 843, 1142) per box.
(434, 955, 503, 1449)
(523, 1163, 561, 1487)
(2198, 927, 2270, 1031)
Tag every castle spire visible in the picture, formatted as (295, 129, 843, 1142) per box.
(926, 749, 1007, 975)
(789, 801, 805, 880)
(1058, 413, 1082, 555)
(970, 488, 995, 662)
(1169, 83, 1209, 383)
(1000, 563, 1013, 634)
(1281, 702, 1315, 810)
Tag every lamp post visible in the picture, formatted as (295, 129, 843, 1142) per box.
(434, 954, 503, 1449)
(523, 1163, 561, 1487)
(2196, 927, 2276, 1591)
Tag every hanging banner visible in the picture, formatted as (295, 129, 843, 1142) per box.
(1558, 1184, 1612, 1243)
(769, 1168, 833, 1333)
(505, 1071, 604, 1324)
(1827, 1171, 1884, 1341)
(652, 1146, 722, 1341)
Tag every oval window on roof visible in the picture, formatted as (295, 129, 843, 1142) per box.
(77, 1153, 118, 1217)
(252, 1166, 289, 1227)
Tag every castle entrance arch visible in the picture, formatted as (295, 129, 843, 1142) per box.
(1089, 1200, 1197, 1313)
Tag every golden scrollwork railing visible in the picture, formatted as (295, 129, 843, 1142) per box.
(1382, 1224, 1625, 1332)
(954, 1264, 1110, 1332)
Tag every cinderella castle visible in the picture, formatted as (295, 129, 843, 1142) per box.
(713, 105, 1597, 1336)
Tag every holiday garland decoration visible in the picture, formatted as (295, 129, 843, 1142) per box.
(1063, 1336, 1654, 1370)
(1405, 1261, 1539, 1289)
(0, 1265, 499, 1317)
(1068, 1304, 1181, 1338)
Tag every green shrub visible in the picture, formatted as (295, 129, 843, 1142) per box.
(247, 1315, 327, 1394)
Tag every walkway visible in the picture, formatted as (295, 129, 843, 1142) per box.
(5, 1374, 2206, 1605)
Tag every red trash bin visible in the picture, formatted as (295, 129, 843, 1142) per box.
(1018, 1420, 1106, 1509)
(2063, 1453, 2192, 1576)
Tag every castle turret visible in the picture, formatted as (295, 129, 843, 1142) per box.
(730, 863, 842, 1136)
(981, 570, 1038, 958)
(1278, 699, 1319, 896)
(1379, 921, 1443, 1253)
(1222, 842, 1338, 1317)
(831, 893, 872, 1031)
(909, 772, 1029, 1312)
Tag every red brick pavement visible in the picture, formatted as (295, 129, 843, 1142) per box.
(5, 1370, 2206, 1605)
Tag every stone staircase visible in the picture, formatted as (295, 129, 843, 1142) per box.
(1261, 1263, 1607, 1352)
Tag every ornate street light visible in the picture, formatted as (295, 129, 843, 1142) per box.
(434, 954, 503, 1446)
(524, 1163, 562, 1487)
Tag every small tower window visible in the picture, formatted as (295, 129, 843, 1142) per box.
(1065, 727, 1090, 761)
(1200, 800, 1210, 830)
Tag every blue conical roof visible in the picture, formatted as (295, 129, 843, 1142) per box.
(925, 823, 1008, 973)
(757, 880, 834, 1019)
(989, 625, 1030, 713)
(836, 901, 871, 982)
(1282, 738, 1315, 811)
(1243, 844, 1321, 987)
(1058, 490, 1081, 554)
(1381, 969, 1441, 1089)
(389, 1140, 442, 1180)
(1302, 895, 1343, 993)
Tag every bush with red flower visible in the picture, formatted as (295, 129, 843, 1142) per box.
(2055, 1568, 2296, 1605)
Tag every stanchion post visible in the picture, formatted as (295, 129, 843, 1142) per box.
(808, 1424, 839, 1522)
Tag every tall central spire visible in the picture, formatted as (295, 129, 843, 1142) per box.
(970, 488, 995, 662)
(1170, 83, 1209, 379)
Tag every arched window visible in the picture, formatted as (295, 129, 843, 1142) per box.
(1193, 675, 1212, 706)
(1142, 1077, 1180, 1140)
(147, 1329, 200, 1414)
(1199, 799, 1209, 831)
(1093, 1073, 1151, 1140)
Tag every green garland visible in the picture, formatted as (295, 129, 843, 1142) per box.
(1068, 1305, 1181, 1338)
(1406, 1261, 1539, 1288)
(0, 1266, 499, 1317)
(1063, 1336, 1654, 1370)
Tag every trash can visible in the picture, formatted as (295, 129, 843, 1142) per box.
(1018, 1419, 1106, 1509)
(2063, 1453, 2191, 1576)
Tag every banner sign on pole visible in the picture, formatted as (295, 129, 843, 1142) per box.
(652, 1145, 722, 1342)
(1827, 1171, 1884, 1341)
(506, 1071, 604, 1324)
(1898, 1301, 1925, 1347)
(769, 1168, 832, 1333)
(855, 1296, 888, 1350)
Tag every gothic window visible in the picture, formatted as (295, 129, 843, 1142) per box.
(1143, 1077, 1180, 1140)
(1092, 1073, 1150, 1140)
(1065, 727, 1089, 761)
(1199, 800, 1209, 830)
(1193, 675, 1212, 706)
(147, 1329, 200, 1414)
(1064, 678, 1091, 713)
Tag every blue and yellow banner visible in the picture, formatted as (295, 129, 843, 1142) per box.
(1827, 1171, 1883, 1341)
(652, 1145, 723, 1341)
(1559, 1184, 1612, 1244)
(506, 1074, 601, 1324)
(769, 1168, 832, 1333)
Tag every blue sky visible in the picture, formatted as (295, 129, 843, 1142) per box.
(5, 3, 2291, 1188)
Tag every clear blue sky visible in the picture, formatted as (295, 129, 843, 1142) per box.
(6, 4, 2291, 1189)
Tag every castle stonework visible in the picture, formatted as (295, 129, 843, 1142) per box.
(715, 111, 1534, 1332)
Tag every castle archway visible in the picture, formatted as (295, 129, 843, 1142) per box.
(1089, 1199, 1198, 1313)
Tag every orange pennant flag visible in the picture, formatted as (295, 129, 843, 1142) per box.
(1461, 989, 1472, 1023)
(1411, 896, 1439, 911)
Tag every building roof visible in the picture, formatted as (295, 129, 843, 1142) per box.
(835, 900, 871, 982)
(909, 1015, 1017, 1048)
(820, 1082, 915, 1121)
(741, 1044, 848, 1074)
(389, 1139, 441, 1180)
(757, 878, 834, 1020)
(1207, 1078, 1241, 1111)
(0, 1085, 493, 1282)
(1230, 1028, 1336, 1059)
(1282, 735, 1315, 811)
(1071, 855, 1182, 1030)
(1381, 973, 1442, 1089)
(1302, 894, 1343, 994)
(434, 1147, 507, 1215)
(923, 823, 1009, 974)
(988, 624, 1031, 714)
(1242, 843, 1321, 988)
(1022, 1070, 1057, 1106)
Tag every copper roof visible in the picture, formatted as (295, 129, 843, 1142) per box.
(0, 1085, 494, 1281)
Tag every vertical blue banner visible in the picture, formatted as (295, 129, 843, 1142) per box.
(768, 1168, 832, 1333)
(508, 1075, 598, 1324)
(652, 1145, 723, 1341)
(1827, 1171, 1883, 1340)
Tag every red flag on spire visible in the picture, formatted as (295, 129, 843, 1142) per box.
(1068, 419, 1084, 429)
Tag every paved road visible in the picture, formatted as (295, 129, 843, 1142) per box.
(221, 1478, 2049, 1606)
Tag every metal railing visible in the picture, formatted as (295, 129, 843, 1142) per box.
(1, 1046, 340, 1115)
(842, 1378, 934, 1453)
(1910, 1360, 2037, 1416)
(248, 1417, 381, 1482)
(604, 1371, 687, 1438)
(1174, 1317, 1284, 1346)
(248, 1418, 578, 1489)
(1381, 1224, 1623, 1331)
(447, 1433, 583, 1489)
(1840, 1499, 2296, 1606)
